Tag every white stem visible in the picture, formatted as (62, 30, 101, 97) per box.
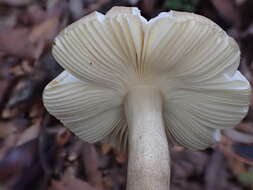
(124, 86, 170, 190)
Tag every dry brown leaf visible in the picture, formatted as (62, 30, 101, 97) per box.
(0, 14, 59, 60)
(0, 28, 36, 59)
(0, 121, 17, 138)
(67, 141, 83, 162)
(19, 60, 34, 75)
(9, 65, 26, 77)
(82, 144, 103, 188)
(102, 175, 113, 190)
(142, 0, 156, 15)
(56, 128, 71, 146)
(69, 0, 84, 19)
(0, 8, 18, 28)
(29, 16, 59, 43)
(21, 5, 46, 25)
(0, 0, 32, 6)
(115, 151, 127, 164)
(101, 144, 112, 155)
(29, 103, 43, 118)
(16, 124, 40, 146)
(204, 151, 227, 190)
(49, 167, 101, 190)
(0, 134, 18, 160)
(172, 146, 185, 152)
(84, 0, 110, 14)
(27, 16, 59, 60)
(0, 139, 40, 186)
(229, 157, 247, 175)
(235, 0, 247, 5)
(210, 0, 240, 24)
(1, 108, 20, 119)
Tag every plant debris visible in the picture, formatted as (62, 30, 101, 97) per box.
(0, 0, 253, 189)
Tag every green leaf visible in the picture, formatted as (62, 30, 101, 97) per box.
(165, 0, 199, 11)
(238, 170, 253, 186)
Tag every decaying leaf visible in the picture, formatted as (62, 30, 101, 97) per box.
(49, 167, 102, 190)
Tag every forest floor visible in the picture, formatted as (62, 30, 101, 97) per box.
(0, 0, 253, 189)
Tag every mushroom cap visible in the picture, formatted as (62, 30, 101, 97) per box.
(43, 7, 250, 150)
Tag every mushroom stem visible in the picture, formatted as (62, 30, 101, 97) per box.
(124, 86, 170, 190)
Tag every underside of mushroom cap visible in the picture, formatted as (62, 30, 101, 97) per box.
(43, 6, 250, 151)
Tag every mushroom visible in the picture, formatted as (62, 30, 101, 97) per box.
(43, 7, 251, 190)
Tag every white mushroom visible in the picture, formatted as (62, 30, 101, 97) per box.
(43, 7, 251, 190)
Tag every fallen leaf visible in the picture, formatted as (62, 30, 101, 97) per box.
(56, 128, 71, 146)
(0, 121, 17, 138)
(115, 151, 127, 164)
(49, 167, 102, 190)
(222, 129, 253, 144)
(0, 28, 36, 59)
(235, 0, 247, 5)
(1, 108, 20, 119)
(0, 134, 18, 160)
(69, 0, 84, 19)
(236, 122, 253, 135)
(21, 5, 46, 25)
(16, 124, 40, 146)
(82, 144, 103, 188)
(29, 16, 59, 43)
(233, 144, 253, 165)
(219, 136, 253, 167)
(204, 150, 228, 190)
(101, 144, 112, 155)
(237, 170, 253, 186)
(210, 0, 240, 25)
(0, 0, 32, 6)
